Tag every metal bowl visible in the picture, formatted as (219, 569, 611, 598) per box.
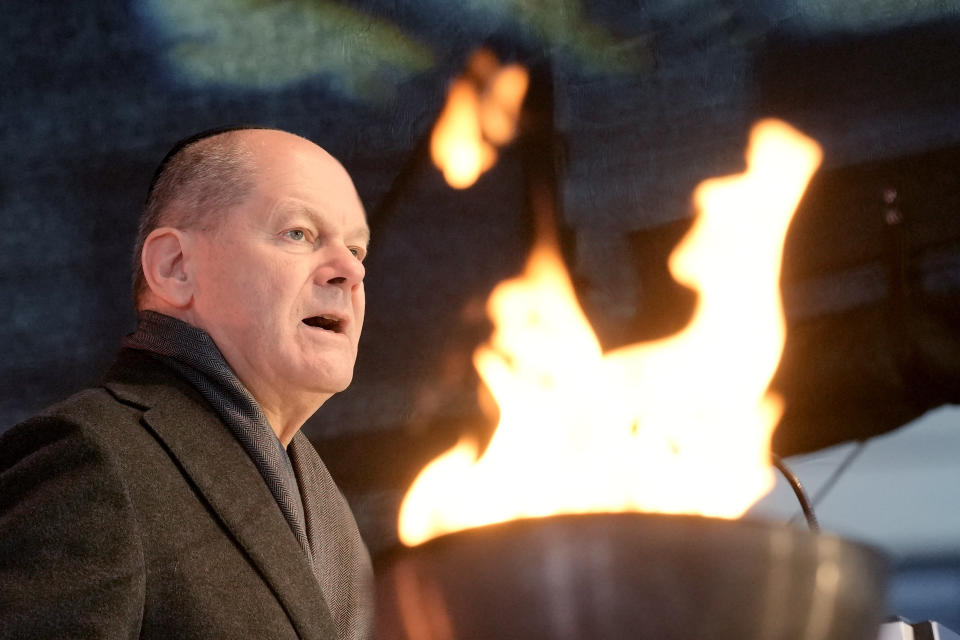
(376, 513, 887, 640)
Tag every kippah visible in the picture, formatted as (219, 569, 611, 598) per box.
(144, 124, 273, 203)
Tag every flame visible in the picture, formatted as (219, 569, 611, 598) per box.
(430, 51, 529, 189)
(479, 64, 529, 146)
(401, 119, 823, 546)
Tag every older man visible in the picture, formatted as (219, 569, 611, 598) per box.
(0, 127, 374, 639)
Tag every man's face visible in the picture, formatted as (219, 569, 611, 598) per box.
(188, 131, 369, 411)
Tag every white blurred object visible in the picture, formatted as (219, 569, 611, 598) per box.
(879, 620, 914, 640)
(880, 620, 960, 640)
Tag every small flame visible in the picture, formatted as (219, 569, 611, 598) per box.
(430, 50, 529, 189)
(479, 64, 529, 146)
(401, 119, 823, 546)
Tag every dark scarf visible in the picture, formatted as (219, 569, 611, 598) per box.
(123, 311, 373, 639)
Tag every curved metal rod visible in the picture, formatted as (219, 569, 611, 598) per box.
(788, 441, 867, 526)
(771, 453, 820, 532)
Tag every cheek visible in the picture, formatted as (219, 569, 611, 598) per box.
(196, 245, 305, 333)
(194, 254, 236, 313)
(239, 257, 295, 317)
(353, 287, 366, 326)
(200, 283, 271, 341)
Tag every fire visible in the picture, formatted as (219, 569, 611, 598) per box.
(400, 119, 823, 546)
(430, 50, 529, 189)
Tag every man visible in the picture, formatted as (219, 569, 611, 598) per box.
(0, 127, 374, 639)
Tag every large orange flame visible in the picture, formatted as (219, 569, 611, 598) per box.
(430, 51, 529, 189)
(400, 119, 823, 546)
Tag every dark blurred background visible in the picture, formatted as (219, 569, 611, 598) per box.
(3, 0, 960, 626)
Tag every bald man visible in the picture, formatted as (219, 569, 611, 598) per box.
(0, 128, 374, 639)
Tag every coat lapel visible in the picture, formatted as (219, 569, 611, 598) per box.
(104, 351, 338, 640)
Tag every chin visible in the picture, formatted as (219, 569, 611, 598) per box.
(299, 371, 354, 396)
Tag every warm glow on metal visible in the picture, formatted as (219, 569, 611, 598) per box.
(401, 119, 823, 546)
(430, 51, 529, 189)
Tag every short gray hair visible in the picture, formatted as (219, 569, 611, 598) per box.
(132, 130, 257, 305)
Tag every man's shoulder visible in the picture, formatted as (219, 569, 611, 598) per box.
(37, 385, 136, 424)
(1, 387, 137, 471)
(1, 350, 202, 466)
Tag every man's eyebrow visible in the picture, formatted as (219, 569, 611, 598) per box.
(351, 225, 371, 247)
(275, 202, 324, 224)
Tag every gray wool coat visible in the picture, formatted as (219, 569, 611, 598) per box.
(0, 349, 372, 639)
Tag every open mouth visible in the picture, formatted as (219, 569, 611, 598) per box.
(302, 315, 344, 333)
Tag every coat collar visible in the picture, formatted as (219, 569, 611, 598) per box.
(103, 349, 338, 640)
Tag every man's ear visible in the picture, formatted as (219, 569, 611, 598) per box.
(141, 227, 196, 308)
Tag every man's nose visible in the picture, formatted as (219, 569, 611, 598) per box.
(320, 244, 365, 288)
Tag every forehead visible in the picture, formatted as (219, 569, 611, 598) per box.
(244, 132, 369, 236)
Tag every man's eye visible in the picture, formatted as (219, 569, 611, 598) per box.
(349, 246, 366, 261)
(284, 229, 307, 242)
